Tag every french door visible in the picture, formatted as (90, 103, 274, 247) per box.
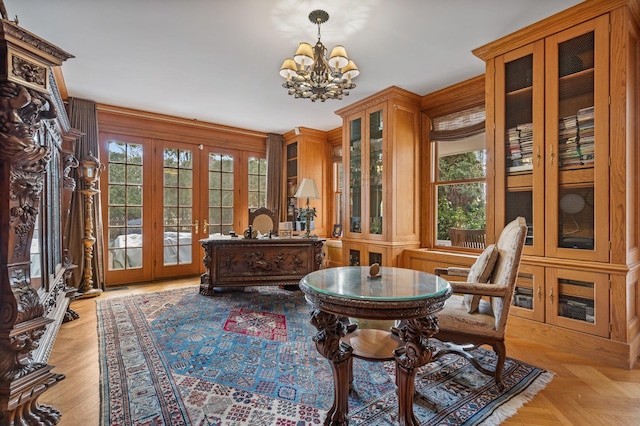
(153, 140, 204, 278)
(101, 134, 256, 285)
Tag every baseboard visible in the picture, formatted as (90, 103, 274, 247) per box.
(506, 316, 638, 369)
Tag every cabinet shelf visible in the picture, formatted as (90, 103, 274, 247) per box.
(505, 86, 533, 109)
(558, 166, 594, 185)
(506, 172, 533, 189)
(559, 68, 594, 99)
(558, 281, 594, 299)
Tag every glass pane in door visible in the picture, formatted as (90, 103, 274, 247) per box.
(505, 54, 535, 245)
(369, 110, 383, 235)
(163, 148, 193, 265)
(248, 157, 267, 209)
(349, 249, 360, 266)
(513, 272, 535, 310)
(349, 118, 362, 233)
(107, 141, 143, 270)
(208, 153, 234, 236)
(557, 278, 595, 324)
(556, 32, 595, 251)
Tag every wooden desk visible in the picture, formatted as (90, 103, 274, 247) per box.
(300, 266, 452, 426)
(199, 237, 323, 295)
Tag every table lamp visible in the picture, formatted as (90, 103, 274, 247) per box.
(294, 178, 320, 237)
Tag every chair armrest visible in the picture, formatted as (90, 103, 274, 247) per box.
(449, 282, 509, 297)
(434, 267, 471, 277)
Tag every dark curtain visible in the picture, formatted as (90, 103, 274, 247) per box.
(67, 98, 105, 290)
(266, 133, 283, 216)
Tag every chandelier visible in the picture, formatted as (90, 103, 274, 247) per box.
(280, 10, 359, 102)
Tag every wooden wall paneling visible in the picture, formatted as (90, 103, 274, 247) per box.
(419, 112, 433, 247)
(391, 101, 421, 241)
(326, 127, 342, 147)
(97, 104, 267, 154)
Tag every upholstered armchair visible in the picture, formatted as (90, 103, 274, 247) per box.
(432, 217, 528, 389)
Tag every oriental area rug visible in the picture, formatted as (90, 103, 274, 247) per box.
(97, 286, 553, 426)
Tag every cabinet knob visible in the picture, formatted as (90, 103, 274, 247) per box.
(549, 144, 555, 165)
(549, 288, 554, 303)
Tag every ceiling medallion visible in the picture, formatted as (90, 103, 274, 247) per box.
(280, 10, 359, 102)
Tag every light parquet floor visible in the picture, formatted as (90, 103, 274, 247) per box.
(40, 277, 640, 425)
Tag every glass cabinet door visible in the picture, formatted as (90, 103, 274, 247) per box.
(545, 16, 609, 261)
(348, 116, 362, 235)
(286, 142, 298, 222)
(368, 109, 383, 236)
(545, 268, 609, 337)
(511, 264, 545, 322)
(349, 248, 361, 266)
(495, 41, 545, 256)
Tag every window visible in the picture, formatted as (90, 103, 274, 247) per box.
(432, 106, 487, 248)
(248, 156, 267, 209)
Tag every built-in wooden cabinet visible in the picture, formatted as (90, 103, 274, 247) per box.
(404, 0, 640, 369)
(512, 264, 610, 338)
(336, 86, 421, 266)
(282, 128, 331, 237)
(493, 14, 611, 338)
(477, 0, 640, 367)
(495, 15, 609, 263)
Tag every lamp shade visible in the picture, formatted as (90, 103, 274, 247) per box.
(342, 60, 359, 80)
(328, 45, 349, 69)
(294, 42, 314, 66)
(294, 178, 320, 199)
(280, 58, 297, 79)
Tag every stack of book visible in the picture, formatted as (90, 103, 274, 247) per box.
(558, 105, 595, 167)
(558, 114, 580, 166)
(577, 106, 595, 165)
(505, 123, 534, 172)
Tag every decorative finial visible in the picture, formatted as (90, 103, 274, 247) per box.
(0, 1, 19, 24)
(0, 1, 8, 20)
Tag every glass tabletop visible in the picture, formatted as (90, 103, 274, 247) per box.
(300, 266, 451, 301)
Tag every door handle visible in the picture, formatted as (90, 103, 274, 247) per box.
(191, 220, 198, 235)
(203, 219, 209, 235)
(549, 144, 555, 165)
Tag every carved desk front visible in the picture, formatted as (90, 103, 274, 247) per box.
(199, 237, 324, 296)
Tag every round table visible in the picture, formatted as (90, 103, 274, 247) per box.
(299, 266, 452, 426)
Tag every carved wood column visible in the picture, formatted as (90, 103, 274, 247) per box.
(0, 16, 73, 426)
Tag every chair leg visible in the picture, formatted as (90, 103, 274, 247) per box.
(433, 340, 507, 390)
(493, 340, 506, 390)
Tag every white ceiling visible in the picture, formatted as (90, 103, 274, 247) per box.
(8, 0, 583, 135)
